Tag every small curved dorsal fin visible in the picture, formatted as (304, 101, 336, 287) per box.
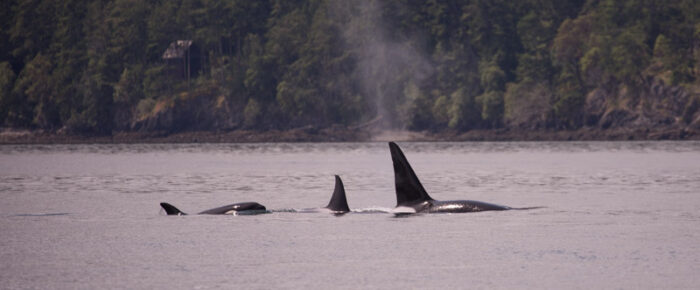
(160, 202, 187, 215)
(389, 142, 434, 206)
(325, 175, 350, 213)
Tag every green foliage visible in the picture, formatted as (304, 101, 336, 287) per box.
(475, 90, 504, 126)
(135, 98, 156, 118)
(143, 65, 175, 99)
(447, 87, 480, 130)
(112, 65, 144, 129)
(243, 34, 275, 103)
(682, 96, 699, 124)
(243, 98, 261, 128)
(9, 0, 57, 64)
(1, 0, 698, 134)
(552, 16, 590, 85)
(553, 72, 585, 128)
(608, 28, 649, 84)
(1, 62, 32, 127)
(515, 10, 555, 82)
(653, 34, 672, 60)
(653, 34, 695, 85)
(431, 95, 449, 127)
(114, 66, 145, 106)
(66, 71, 114, 134)
(399, 81, 425, 130)
(15, 53, 59, 129)
(0, 62, 17, 125)
(107, 0, 149, 66)
(552, 89, 585, 128)
(479, 62, 506, 92)
(504, 80, 552, 128)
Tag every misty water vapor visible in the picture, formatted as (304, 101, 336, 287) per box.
(330, 0, 434, 130)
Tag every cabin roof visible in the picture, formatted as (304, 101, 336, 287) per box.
(162, 40, 193, 59)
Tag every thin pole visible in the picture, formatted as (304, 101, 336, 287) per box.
(187, 46, 191, 90)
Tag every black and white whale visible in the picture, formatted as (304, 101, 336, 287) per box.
(160, 201, 267, 216)
(160, 175, 351, 216)
(324, 175, 351, 213)
(288, 175, 351, 215)
(389, 141, 513, 214)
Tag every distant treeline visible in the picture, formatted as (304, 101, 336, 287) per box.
(1, 0, 699, 134)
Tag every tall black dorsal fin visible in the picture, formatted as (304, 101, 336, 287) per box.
(160, 202, 187, 215)
(325, 175, 350, 213)
(389, 142, 434, 206)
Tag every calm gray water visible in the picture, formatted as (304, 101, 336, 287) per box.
(1, 142, 700, 289)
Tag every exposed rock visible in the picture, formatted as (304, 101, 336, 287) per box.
(129, 87, 243, 133)
(587, 77, 694, 131)
(584, 88, 607, 126)
(599, 108, 637, 129)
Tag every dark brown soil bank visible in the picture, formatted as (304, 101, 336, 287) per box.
(2, 125, 699, 144)
(422, 127, 700, 142)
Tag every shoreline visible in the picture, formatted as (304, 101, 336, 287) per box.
(1, 126, 699, 144)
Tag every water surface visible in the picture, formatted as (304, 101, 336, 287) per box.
(1, 142, 700, 289)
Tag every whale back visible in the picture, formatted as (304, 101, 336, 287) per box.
(325, 175, 350, 213)
(389, 142, 434, 206)
(198, 202, 266, 214)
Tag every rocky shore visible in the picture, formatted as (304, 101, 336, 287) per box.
(2, 125, 699, 144)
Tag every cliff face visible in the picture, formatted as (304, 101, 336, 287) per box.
(120, 76, 699, 138)
(585, 78, 700, 131)
(129, 86, 245, 133)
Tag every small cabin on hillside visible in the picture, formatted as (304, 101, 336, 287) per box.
(162, 40, 200, 81)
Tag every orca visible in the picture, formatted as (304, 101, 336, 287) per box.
(324, 175, 351, 213)
(289, 175, 351, 215)
(389, 141, 513, 214)
(159, 175, 350, 216)
(160, 201, 267, 216)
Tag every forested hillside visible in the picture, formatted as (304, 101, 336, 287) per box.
(1, 0, 699, 137)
